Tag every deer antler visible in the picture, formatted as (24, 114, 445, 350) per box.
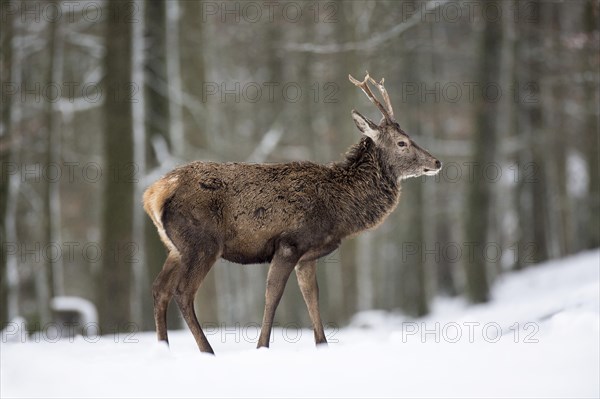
(348, 71, 395, 123)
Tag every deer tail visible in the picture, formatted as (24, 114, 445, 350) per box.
(143, 174, 180, 256)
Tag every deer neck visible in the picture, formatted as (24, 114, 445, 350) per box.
(331, 137, 401, 236)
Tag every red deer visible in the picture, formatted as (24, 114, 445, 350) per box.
(143, 72, 441, 354)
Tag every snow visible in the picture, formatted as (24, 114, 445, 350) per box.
(50, 296, 98, 326)
(567, 150, 588, 198)
(1, 250, 599, 398)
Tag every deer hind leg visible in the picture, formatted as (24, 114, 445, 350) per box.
(257, 245, 299, 349)
(295, 260, 327, 345)
(173, 241, 220, 354)
(152, 253, 180, 344)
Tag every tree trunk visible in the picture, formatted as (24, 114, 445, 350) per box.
(583, 0, 600, 249)
(515, 0, 548, 267)
(395, 30, 429, 316)
(541, 2, 567, 260)
(99, 0, 135, 331)
(177, 0, 219, 327)
(143, 0, 180, 330)
(45, 2, 65, 299)
(165, 0, 184, 158)
(180, 0, 207, 151)
(428, 20, 457, 296)
(0, 0, 16, 325)
(465, 1, 504, 303)
(130, 0, 151, 330)
(144, 0, 171, 153)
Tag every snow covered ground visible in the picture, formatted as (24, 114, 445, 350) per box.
(1, 250, 599, 398)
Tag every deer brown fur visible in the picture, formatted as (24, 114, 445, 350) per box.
(143, 72, 441, 354)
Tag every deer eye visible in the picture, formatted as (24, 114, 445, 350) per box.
(397, 141, 407, 147)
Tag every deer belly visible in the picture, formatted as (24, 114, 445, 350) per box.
(298, 238, 341, 262)
(221, 232, 278, 265)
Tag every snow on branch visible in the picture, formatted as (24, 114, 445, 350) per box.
(284, 0, 450, 54)
(246, 125, 284, 163)
(140, 135, 185, 188)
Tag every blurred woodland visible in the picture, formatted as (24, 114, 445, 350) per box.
(0, 0, 598, 333)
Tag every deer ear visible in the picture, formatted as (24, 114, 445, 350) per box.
(351, 110, 379, 141)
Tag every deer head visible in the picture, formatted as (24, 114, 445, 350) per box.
(349, 72, 442, 179)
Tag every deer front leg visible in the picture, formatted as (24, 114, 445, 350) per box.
(295, 260, 327, 345)
(257, 248, 298, 348)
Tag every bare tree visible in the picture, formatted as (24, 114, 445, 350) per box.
(396, 36, 428, 316)
(0, 0, 17, 325)
(131, 0, 150, 329)
(514, 0, 550, 267)
(99, 0, 135, 330)
(143, 0, 181, 330)
(45, 1, 65, 299)
(465, 0, 504, 302)
(583, 0, 600, 249)
(165, 0, 184, 158)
